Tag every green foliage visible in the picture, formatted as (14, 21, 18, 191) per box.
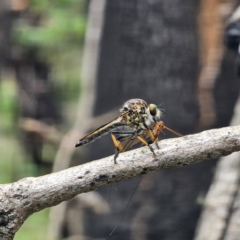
(0, 79, 17, 129)
(0, 78, 43, 182)
(13, 0, 87, 100)
(15, 9, 86, 51)
(1, 1, 88, 239)
(0, 78, 53, 239)
(0, 79, 17, 183)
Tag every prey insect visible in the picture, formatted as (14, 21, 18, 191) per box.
(75, 98, 182, 163)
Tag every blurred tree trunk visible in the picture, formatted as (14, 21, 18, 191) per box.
(0, 2, 13, 72)
(83, 1, 202, 240)
(13, 52, 62, 169)
(0, 1, 61, 171)
(194, 3, 240, 240)
(86, 3, 200, 240)
(66, 0, 198, 239)
(64, 1, 240, 240)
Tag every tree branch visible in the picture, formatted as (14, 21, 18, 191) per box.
(1, 125, 240, 239)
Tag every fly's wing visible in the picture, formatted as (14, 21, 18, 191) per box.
(123, 129, 153, 151)
(111, 125, 142, 152)
(111, 126, 136, 142)
(75, 113, 128, 147)
(114, 127, 154, 152)
(116, 123, 182, 152)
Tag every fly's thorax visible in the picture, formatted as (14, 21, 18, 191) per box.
(120, 98, 148, 114)
(122, 111, 147, 129)
(120, 99, 148, 129)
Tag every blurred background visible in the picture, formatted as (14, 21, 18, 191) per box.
(1, 0, 240, 239)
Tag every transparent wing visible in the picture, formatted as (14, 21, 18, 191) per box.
(114, 123, 182, 152)
(75, 112, 129, 147)
(111, 126, 139, 152)
(121, 129, 152, 151)
(112, 126, 154, 153)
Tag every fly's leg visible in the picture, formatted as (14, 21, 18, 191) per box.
(135, 129, 156, 157)
(111, 130, 136, 163)
(111, 125, 162, 162)
(126, 128, 156, 157)
(143, 121, 164, 150)
(114, 149, 120, 164)
(135, 131, 156, 157)
(111, 133, 124, 164)
(154, 140, 159, 149)
(152, 121, 164, 149)
(146, 128, 159, 149)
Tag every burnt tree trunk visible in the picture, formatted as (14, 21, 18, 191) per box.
(0, 3, 62, 171)
(71, 1, 203, 240)
(13, 52, 62, 171)
(84, 2, 201, 240)
(65, 1, 240, 240)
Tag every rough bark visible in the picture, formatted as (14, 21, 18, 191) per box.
(0, 125, 240, 239)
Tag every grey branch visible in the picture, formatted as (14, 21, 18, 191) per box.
(1, 125, 240, 240)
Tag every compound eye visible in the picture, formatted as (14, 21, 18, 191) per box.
(149, 104, 157, 116)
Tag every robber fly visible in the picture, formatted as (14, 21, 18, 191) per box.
(75, 98, 182, 163)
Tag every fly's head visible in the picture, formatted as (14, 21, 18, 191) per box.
(145, 103, 161, 126)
